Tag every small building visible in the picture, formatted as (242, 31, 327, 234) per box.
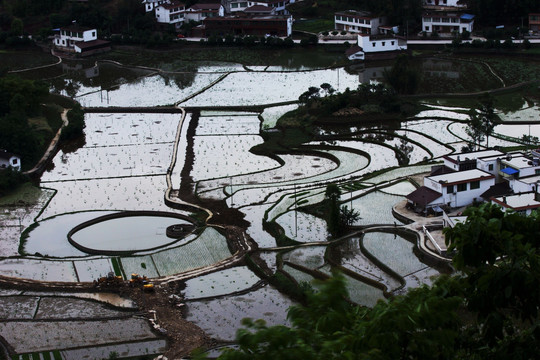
(491, 192, 540, 216)
(499, 152, 540, 180)
(53, 25, 110, 55)
(203, 14, 293, 37)
(443, 149, 504, 173)
(422, 12, 474, 35)
(142, 0, 170, 12)
(184, 3, 224, 22)
(529, 13, 540, 33)
(346, 34, 407, 61)
(334, 10, 387, 35)
(509, 173, 540, 194)
(0, 150, 21, 171)
(155, 1, 186, 28)
(423, 0, 467, 10)
(225, 0, 294, 15)
(420, 169, 495, 208)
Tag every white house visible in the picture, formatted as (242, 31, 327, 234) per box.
(499, 153, 540, 180)
(509, 174, 540, 194)
(334, 10, 387, 34)
(443, 149, 504, 173)
(184, 3, 224, 22)
(54, 25, 97, 50)
(346, 34, 407, 61)
(422, 12, 474, 34)
(0, 150, 21, 171)
(142, 0, 170, 12)
(423, 0, 467, 9)
(225, 0, 294, 14)
(492, 192, 540, 215)
(155, 1, 186, 28)
(407, 169, 495, 211)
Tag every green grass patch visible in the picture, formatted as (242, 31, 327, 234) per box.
(31, 353, 40, 360)
(294, 19, 334, 33)
(52, 350, 62, 360)
(111, 257, 123, 278)
(42, 352, 52, 360)
(21, 355, 30, 360)
(0, 182, 43, 206)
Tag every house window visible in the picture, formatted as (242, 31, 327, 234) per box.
(470, 181, 480, 190)
(382, 41, 385, 46)
(457, 183, 467, 192)
(425, 26, 429, 31)
(92, 31, 96, 37)
(12, 158, 17, 165)
(447, 185, 454, 194)
(488, 164, 494, 171)
(372, 42, 375, 47)
(391, 41, 395, 45)
(535, 169, 540, 175)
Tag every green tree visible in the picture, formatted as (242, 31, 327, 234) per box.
(383, 55, 420, 95)
(325, 184, 341, 237)
(465, 95, 498, 150)
(10, 17, 23, 36)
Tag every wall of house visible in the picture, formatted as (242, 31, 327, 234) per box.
(357, 35, 406, 53)
(335, 15, 386, 34)
(422, 16, 473, 33)
(440, 179, 494, 207)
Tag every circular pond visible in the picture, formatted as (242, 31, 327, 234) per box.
(68, 212, 195, 255)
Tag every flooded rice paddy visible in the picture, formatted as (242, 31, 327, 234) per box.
(0, 53, 538, 357)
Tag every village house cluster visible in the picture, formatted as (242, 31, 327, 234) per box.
(406, 148, 540, 216)
(50, 0, 540, 60)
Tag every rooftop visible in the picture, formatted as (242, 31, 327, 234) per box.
(492, 192, 540, 210)
(501, 154, 540, 169)
(444, 149, 504, 163)
(428, 169, 494, 185)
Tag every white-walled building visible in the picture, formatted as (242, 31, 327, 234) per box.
(142, 0, 170, 12)
(407, 169, 495, 211)
(423, 0, 467, 9)
(422, 12, 474, 34)
(509, 174, 540, 194)
(499, 153, 540, 180)
(425, 169, 495, 208)
(443, 149, 503, 173)
(54, 25, 97, 50)
(53, 25, 110, 55)
(346, 34, 407, 61)
(155, 1, 186, 27)
(0, 150, 21, 171)
(334, 10, 387, 34)
(225, 0, 294, 15)
(184, 3, 224, 22)
(492, 192, 540, 215)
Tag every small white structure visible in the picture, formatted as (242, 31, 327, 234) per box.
(334, 10, 387, 34)
(422, 12, 474, 34)
(184, 3, 224, 22)
(54, 25, 97, 50)
(155, 1, 186, 28)
(423, 0, 467, 9)
(425, 169, 495, 208)
(0, 150, 21, 171)
(499, 153, 540, 180)
(443, 149, 504, 172)
(346, 34, 407, 61)
(492, 192, 540, 215)
(226, 0, 294, 15)
(142, 0, 170, 12)
(509, 174, 540, 194)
